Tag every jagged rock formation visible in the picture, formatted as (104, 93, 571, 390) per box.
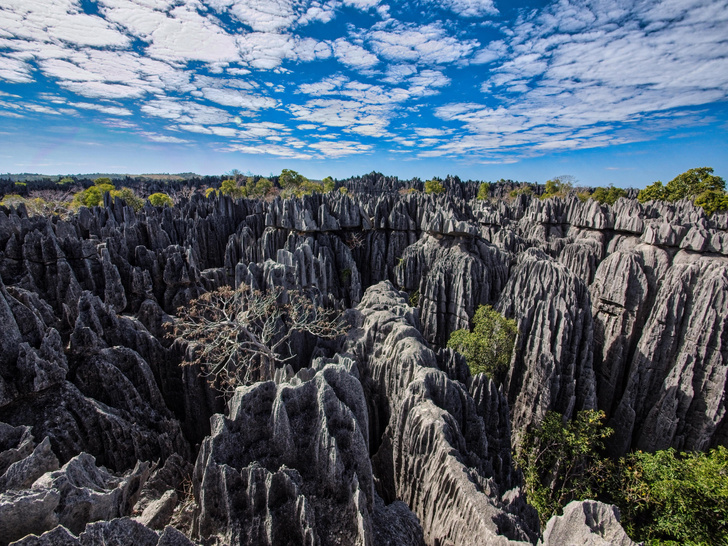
(539, 501, 637, 546)
(0, 182, 725, 544)
(348, 281, 538, 545)
(497, 250, 597, 445)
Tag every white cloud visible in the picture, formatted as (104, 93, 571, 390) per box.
(0, 0, 130, 47)
(435, 0, 497, 17)
(201, 87, 278, 110)
(223, 142, 313, 159)
(71, 102, 133, 116)
(145, 5, 241, 63)
(140, 131, 190, 143)
(61, 81, 147, 99)
(308, 139, 372, 157)
(366, 22, 479, 65)
(0, 56, 33, 83)
(430, 0, 728, 158)
(333, 38, 379, 69)
(142, 99, 232, 125)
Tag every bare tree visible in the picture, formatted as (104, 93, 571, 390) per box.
(172, 284, 347, 392)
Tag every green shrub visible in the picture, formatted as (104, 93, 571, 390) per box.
(148, 192, 173, 207)
(637, 167, 728, 215)
(477, 183, 490, 200)
(424, 178, 446, 194)
(610, 447, 728, 545)
(509, 186, 533, 198)
(541, 176, 574, 200)
(220, 178, 244, 199)
(323, 176, 335, 193)
(517, 410, 613, 526)
(112, 187, 144, 211)
(591, 185, 627, 205)
(447, 304, 517, 383)
(72, 178, 116, 208)
(408, 289, 420, 308)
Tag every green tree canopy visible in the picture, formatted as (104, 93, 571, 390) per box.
(517, 410, 613, 526)
(476, 182, 490, 200)
(148, 192, 173, 207)
(609, 446, 728, 545)
(424, 178, 446, 194)
(447, 304, 517, 383)
(541, 175, 575, 200)
(591, 185, 627, 205)
(638, 167, 727, 215)
(112, 187, 143, 211)
(220, 178, 244, 199)
(279, 169, 307, 189)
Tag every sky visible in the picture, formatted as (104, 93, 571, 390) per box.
(0, 0, 727, 188)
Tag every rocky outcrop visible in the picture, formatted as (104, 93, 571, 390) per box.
(192, 358, 421, 545)
(539, 501, 637, 546)
(348, 281, 538, 545)
(395, 234, 509, 345)
(10, 520, 194, 546)
(0, 432, 151, 545)
(609, 253, 728, 453)
(498, 250, 597, 445)
(2, 181, 728, 544)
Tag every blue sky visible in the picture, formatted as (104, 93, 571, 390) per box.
(1, 0, 727, 188)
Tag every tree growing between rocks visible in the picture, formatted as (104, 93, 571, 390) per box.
(638, 166, 728, 215)
(148, 192, 173, 207)
(517, 409, 613, 526)
(172, 284, 347, 392)
(447, 304, 517, 384)
(424, 178, 446, 194)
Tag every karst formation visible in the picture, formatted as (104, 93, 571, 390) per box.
(1, 173, 726, 545)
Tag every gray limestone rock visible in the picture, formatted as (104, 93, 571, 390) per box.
(193, 363, 383, 546)
(9, 525, 78, 546)
(610, 253, 728, 453)
(498, 251, 597, 447)
(539, 500, 637, 546)
(589, 251, 650, 416)
(0, 437, 59, 493)
(395, 234, 508, 345)
(348, 281, 538, 546)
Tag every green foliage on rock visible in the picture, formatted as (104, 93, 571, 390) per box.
(424, 178, 446, 194)
(278, 170, 334, 198)
(476, 182, 490, 200)
(113, 187, 144, 211)
(638, 167, 728, 215)
(72, 177, 116, 208)
(279, 168, 307, 190)
(220, 178, 244, 199)
(608, 446, 728, 545)
(322, 176, 335, 193)
(541, 176, 574, 200)
(637, 180, 666, 203)
(591, 185, 627, 205)
(509, 185, 534, 198)
(148, 192, 173, 207)
(517, 410, 613, 526)
(447, 304, 517, 383)
(694, 189, 728, 216)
